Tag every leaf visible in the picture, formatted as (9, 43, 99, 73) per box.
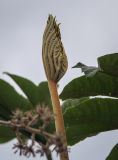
(5, 73, 52, 108)
(106, 143, 118, 160)
(0, 76, 53, 144)
(62, 97, 89, 113)
(0, 79, 31, 120)
(0, 79, 52, 143)
(5, 72, 40, 106)
(0, 104, 11, 120)
(0, 126, 15, 143)
(63, 98, 118, 145)
(60, 72, 118, 100)
(37, 82, 52, 108)
(98, 53, 118, 77)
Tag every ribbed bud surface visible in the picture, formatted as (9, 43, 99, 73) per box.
(42, 15, 68, 83)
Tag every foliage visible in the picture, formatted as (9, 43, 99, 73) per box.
(106, 143, 118, 160)
(61, 53, 118, 159)
(0, 53, 118, 159)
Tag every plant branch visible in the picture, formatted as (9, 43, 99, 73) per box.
(0, 113, 68, 159)
(0, 119, 54, 139)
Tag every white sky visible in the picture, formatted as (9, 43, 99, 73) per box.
(0, 0, 118, 160)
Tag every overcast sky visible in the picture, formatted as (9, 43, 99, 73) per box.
(0, 0, 118, 160)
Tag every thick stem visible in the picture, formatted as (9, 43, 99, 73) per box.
(48, 80, 69, 160)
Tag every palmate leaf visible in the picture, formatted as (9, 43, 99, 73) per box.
(63, 98, 118, 145)
(106, 143, 118, 160)
(98, 53, 118, 77)
(60, 72, 118, 100)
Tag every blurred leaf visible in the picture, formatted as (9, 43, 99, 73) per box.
(63, 98, 118, 145)
(0, 126, 15, 143)
(5, 72, 40, 106)
(98, 53, 118, 77)
(37, 82, 52, 108)
(0, 79, 34, 143)
(0, 79, 31, 120)
(0, 104, 11, 120)
(60, 72, 118, 100)
(0, 74, 53, 144)
(106, 143, 118, 160)
(5, 73, 52, 108)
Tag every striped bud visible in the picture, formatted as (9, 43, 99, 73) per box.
(42, 15, 68, 83)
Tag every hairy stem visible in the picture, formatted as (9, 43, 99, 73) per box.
(48, 80, 69, 160)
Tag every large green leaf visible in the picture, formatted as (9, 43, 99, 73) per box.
(0, 75, 52, 144)
(60, 72, 118, 100)
(0, 104, 11, 120)
(98, 53, 118, 77)
(0, 79, 31, 119)
(0, 126, 15, 143)
(0, 79, 35, 143)
(63, 98, 118, 145)
(62, 97, 89, 113)
(5, 73, 40, 106)
(5, 73, 52, 108)
(106, 143, 118, 160)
